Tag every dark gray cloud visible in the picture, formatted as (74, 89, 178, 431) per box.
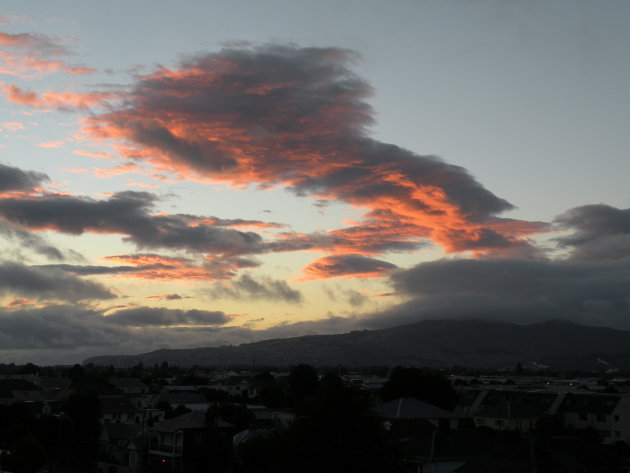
(0, 162, 48, 192)
(303, 254, 398, 279)
(346, 289, 368, 307)
(104, 307, 230, 326)
(555, 204, 630, 261)
(0, 305, 360, 364)
(37, 263, 148, 276)
(0, 306, 121, 351)
(370, 258, 630, 330)
(0, 261, 115, 301)
(207, 273, 302, 303)
(145, 294, 189, 301)
(0, 191, 266, 255)
(0, 220, 64, 260)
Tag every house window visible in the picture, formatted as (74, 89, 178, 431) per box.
(614, 415, 620, 422)
(615, 431, 621, 438)
(596, 414, 607, 423)
(495, 420, 503, 427)
(579, 413, 587, 421)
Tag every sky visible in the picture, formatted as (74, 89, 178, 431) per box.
(0, 0, 630, 364)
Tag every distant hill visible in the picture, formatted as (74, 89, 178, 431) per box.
(83, 319, 630, 370)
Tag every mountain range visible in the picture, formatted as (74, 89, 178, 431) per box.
(83, 319, 630, 371)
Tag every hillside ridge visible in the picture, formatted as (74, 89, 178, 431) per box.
(84, 319, 630, 370)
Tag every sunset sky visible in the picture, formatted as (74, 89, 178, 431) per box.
(1, 1, 630, 364)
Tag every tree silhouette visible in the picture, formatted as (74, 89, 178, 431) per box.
(381, 366, 457, 410)
(236, 374, 399, 473)
(287, 364, 319, 402)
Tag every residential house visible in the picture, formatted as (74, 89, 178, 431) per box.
(213, 376, 257, 398)
(101, 396, 142, 424)
(109, 378, 148, 395)
(0, 379, 42, 406)
(159, 391, 209, 411)
(148, 410, 234, 472)
(473, 401, 545, 433)
(373, 397, 460, 431)
(457, 389, 560, 417)
(556, 392, 630, 443)
(37, 376, 71, 400)
(98, 422, 147, 473)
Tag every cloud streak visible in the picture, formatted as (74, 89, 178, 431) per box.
(0, 191, 267, 256)
(208, 273, 303, 303)
(0, 162, 48, 194)
(302, 254, 397, 280)
(0, 31, 92, 77)
(555, 204, 630, 261)
(0, 261, 115, 301)
(104, 306, 230, 326)
(2, 84, 112, 110)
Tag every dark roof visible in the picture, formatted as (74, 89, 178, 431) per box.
(109, 377, 147, 388)
(481, 390, 558, 412)
(152, 411, 235, 433)
(0, 379, 40, 396)
(222, 376, 255, 386)
(457, 389, 484, 408)
(100, 396, 137, 413)
(104, 422, 142, 442)
(160, 391, 207, 405)
(456, 435, 628, 473)
(373, 398, 457, 420)
(152, 411, 209, 433)
(38, 377, 71, 391)
(475, 401, 545, 420)
(398, 429, 497, 461)
(556, 393, 621, 415)
(68, 380, 119, 396)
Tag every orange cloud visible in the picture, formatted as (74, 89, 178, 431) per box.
(2, 121, 25, 131)
(102, 253, 235, 281)
(126, 182, 159, 188)
(104, 254, 213, 281)
(0, 32, 93, 78)
(81, 45, 545, 264)
(4, 297, 37, 308)
(301, 254, 397, 280)
(73, 149, 115, 159)
(60, 168, 88, 174)
(3, 84, 111, 110)
(92, 162, 142, 178)
(38, 140, 64, 148)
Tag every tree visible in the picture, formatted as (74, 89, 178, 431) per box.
(63, 392, 101, 461)
(7, 435, 47, 473)
(206, 403, 254, 431)
(287, 364, 319, 402)
(381, 366, 457, 410)
(67, 363, 86, 381)
(19, 363, 38, 375)
(236, 379, 399, 473)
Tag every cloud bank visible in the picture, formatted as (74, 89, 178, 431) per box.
(369, 203, 630, 330)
